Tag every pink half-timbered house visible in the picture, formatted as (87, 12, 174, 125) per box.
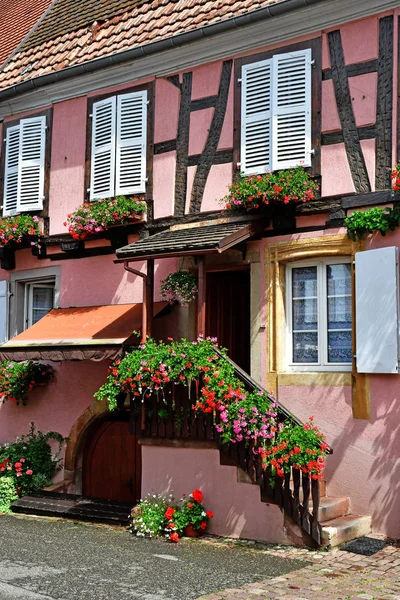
(0, 0, 400, 546)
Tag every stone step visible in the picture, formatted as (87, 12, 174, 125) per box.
(318, 496, 350, 523)
(11, 492, 132, 525)
(321, 515, 372, 547)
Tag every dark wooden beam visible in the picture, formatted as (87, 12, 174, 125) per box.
(174, 72, 192, 217)
(375, 15, 394, 190)
(197, 256, 206, 337)
(146, 259, 154, 339)
(187, 149, 233, 167)
(322, 59, 378, 81)
(322, 125, 376, 146)
(328, 30, 371, 193)
(189, 60, 232, 214)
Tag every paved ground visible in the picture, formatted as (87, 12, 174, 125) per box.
(197, 539, 400, 600)
(1, 514, 400, 600)
(0, 514, 306, 600)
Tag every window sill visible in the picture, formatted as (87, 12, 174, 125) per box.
(278, 372, 352, 387)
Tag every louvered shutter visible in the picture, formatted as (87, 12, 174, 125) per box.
(17, 116, 46, 212)
(90, 97, 116, 200)
(3, 125, 20, 216)
(0, 280, 8, 344)
(272, 49, 312, 170)
(116, 91, 147, 195)
(240, 59, 272, 175)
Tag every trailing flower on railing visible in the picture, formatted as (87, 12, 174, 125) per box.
(95, 337, 279, 447)
(223, 167, 319, 212)
(64, 195, 147, 240)
(259, 417, 329, 481)
(160, 270, 198, 307)
(345, 206, 400, 241)
(0, 361, 55, 406)
(0, 215, 42, 248)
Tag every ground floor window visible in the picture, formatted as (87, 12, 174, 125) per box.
(25, 282, 55, 328)
(286, 258, 352, 371)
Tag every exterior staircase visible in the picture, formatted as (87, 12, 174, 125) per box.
(319, 491, 372, 547)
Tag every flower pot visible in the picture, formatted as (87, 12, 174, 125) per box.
(183, 524, 203, 537)
(15, 485, 23, 498)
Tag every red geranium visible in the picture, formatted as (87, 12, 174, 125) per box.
(206, 510, 214, 519)
(164, 507, 175, 520)
(192, 489, 203, 503)
(169, 532, 179, 543)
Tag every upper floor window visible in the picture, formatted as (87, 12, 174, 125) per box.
(3, 116, 46, 216)
(25, 281, 55, 329)
(90, 91, 148, 201)
(240, 48, 312, 175)
(286, 258, 352, 371)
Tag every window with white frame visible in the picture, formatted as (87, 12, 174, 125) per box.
(3, 116, 47, 216)
(90, 91, 147, 200)
(24, 281, 55, 329)
(240, 48, 312, 175)
(286, 258, 352, 371)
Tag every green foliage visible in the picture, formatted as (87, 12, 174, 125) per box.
(129, 493, 172, 538)
(0, 423, 66, 502)
(0, 214, 42, 247)
(0, 361, 55, 406)
(65, 195, 147, 240)
(160, 270, 198, 306)
(0, 477, 18, 513)
(223, 167, 318, 212)
(345, 206, 400, 240)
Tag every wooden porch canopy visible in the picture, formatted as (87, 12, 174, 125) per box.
(0, 303, 167, 362)
(114, 221, 260, 261)
(115, 219, 262, 338)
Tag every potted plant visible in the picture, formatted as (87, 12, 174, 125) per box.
(167, 489, 213, 538)
(64, 195, 147, 242)
(0, 214, 43, 269)
(0, 361, 55, 406)
(159, 270, 198, 307)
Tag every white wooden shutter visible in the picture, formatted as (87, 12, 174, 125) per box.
(3, 125, 20, 216)
(355, 247, 399, 374)
(240, 59, 272, 175)
(116, 91, 147, 195)
(272, 49, 312, 170)
(0, 280, 8, 344)
(17, 116, 46, 212)
(90, 97, 116, 200)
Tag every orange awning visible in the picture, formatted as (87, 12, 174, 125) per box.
(0, 303, 167, 361)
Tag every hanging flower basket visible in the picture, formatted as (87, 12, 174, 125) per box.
(0, 361, 55, 406)
(160, 270, 198, 307)
(64, 195, 147, 240)
(222, 167, 319, 213)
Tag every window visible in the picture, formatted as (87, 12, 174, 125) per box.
(90, 91, 147, 200)
(240, 48, 312, 175)
(24, 282, 55, 329)
(286, 258, 352, 371)
(2, 116, 47, 216)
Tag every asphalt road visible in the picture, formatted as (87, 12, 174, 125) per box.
(0, 514, 308, 599)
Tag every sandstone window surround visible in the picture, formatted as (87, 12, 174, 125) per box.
(265, 234, 370, 420)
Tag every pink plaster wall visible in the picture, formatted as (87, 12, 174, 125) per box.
(153, 152, 176, 219)
(142, 445, 288, 543)
(321, 144, 355, 197)
(49, 97, 87, 236)
(154, 78, 180, 144)
(0, 361, 109, 480)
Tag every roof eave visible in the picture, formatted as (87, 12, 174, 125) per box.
(0, 0, 326, 103)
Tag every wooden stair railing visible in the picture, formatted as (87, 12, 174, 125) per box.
(130, 353, 332, 546)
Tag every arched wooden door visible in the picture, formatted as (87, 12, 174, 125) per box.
(83, 416, 141, 503)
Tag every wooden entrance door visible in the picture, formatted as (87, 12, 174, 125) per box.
(205, 269, 251, 372)
(83, 416, 141, 503)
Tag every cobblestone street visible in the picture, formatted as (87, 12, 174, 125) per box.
(197, 541, 400, 600)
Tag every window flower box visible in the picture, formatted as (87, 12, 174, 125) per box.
(64, 195, 147, 241)
(222, 167, 319, 228)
